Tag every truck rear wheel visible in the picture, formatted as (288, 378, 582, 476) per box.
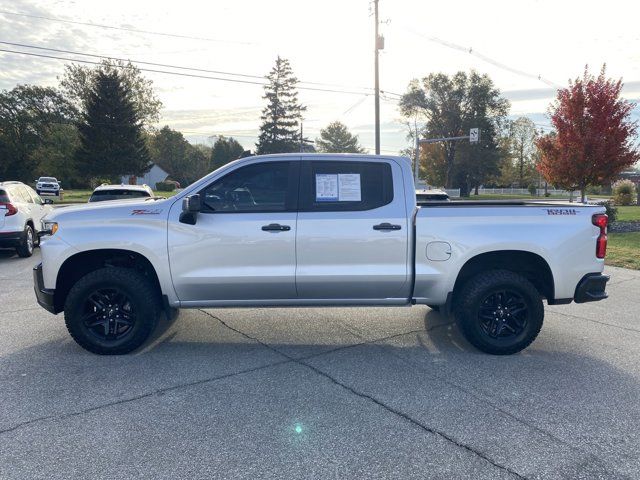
(454, 270, 543, 355)
(64, 267, 159, 355)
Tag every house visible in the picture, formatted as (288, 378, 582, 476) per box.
(121, 164, 170, 189)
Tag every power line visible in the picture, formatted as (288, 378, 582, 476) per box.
(0, 40, 393, 94)
(398, 25, 562, 88)
(0, 47, 387, 96)
(0, 9, 254, 46)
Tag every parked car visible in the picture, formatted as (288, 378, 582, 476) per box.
(88, 184, 154, 203)
(35, 154, 609, 355)
(416, 188, 450, 203)
(35, 177, 62, 197)
(0, 181, 53, 257)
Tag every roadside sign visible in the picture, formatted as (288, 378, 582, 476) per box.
(470, 128, 479, 143)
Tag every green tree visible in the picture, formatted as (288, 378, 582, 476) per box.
(149, 126, 188, 181)
(211, 136, 245, 170)
(256, 57, 306, 154)
(399, 71, 510, 190)
(149, 126, 209, 185)
(32, 124, 82, 187)
(76, 71, 151, 181)
(316, 121, 366, 153)
(0, 85, 77, 182)
(59, 59, 162, 125)
(506, 117, 538, 187)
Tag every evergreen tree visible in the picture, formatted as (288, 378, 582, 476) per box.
(316, 121, 366, 153)
(211, 136, 245, 170)
(76, 71, 151, 179)
(256, 57, 306, 154)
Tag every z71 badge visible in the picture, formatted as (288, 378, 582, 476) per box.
(131, 209, 162, 215)
(545, 208, 578, 216)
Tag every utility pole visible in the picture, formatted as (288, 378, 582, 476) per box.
(374, 0, 381, 155)
(300, 122, 304, 152)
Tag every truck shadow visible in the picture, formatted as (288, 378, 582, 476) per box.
(0, 249, 18, 259)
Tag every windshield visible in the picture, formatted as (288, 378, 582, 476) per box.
(88, 189, 150, 202)
(39, 177, 57, 182)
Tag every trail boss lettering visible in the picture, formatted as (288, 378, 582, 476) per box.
(546, 208, 578, 215)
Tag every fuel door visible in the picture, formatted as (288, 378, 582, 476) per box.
(426, 241, 452, 261)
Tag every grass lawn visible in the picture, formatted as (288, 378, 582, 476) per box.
(606, 232, 640, 270)
(616, 205, 640, 222)
(51, 189, 175, 204)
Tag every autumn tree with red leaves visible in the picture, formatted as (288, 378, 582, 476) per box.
(536, 66, 639, 202)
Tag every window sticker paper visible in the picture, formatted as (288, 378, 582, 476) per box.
(315, 174, 338, 201)
(338, 173, 361, 201)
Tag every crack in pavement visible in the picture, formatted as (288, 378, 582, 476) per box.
(0, 307, 42, 315)
(200, 310, 526, 480)
(550, 309, 640, 334)
(326, 313, 605, 467)
(0, 358, 291, 436)
(0, 314, 428, 436)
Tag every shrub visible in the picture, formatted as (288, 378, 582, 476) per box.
(155, 181, 176, 192)
(600, 200, 618, 223)
(528, 184, 537, 196)
(613, 179, 637, 205)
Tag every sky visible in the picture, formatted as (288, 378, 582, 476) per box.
(1, 0, 639, 154)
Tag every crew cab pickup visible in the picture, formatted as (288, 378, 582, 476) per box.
(34, 154, 609, 355)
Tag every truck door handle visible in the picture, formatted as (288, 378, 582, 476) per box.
(373, 223, 401, 231)
(261, 223, 291, 232)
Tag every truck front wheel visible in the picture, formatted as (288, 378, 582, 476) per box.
(64, 267, 159, 355)
(455, 270, 544, 355)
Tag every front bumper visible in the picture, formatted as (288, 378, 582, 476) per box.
(574, 273, 609, 303)
(0, 231, 23, 248)
(33, 263, 57, 314)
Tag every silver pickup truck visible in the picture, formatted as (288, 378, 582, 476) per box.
(34, 154, 609, 356)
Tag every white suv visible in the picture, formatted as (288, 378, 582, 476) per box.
(0, 181, 53, 257)
(88, 184, 154, 203)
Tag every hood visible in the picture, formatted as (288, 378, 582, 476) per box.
(45, 197, 174, 223)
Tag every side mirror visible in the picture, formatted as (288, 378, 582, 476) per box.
(43, 198, 54, 205)
(179, 194, 201, 225)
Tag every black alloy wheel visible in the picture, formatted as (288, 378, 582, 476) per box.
(455, 270, 544, 355)
(81, 287, 137, 342)
(478, 290, 528, 339)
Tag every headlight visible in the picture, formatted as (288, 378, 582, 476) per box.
(41, 221, 58, 236)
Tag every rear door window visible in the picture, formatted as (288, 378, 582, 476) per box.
(0, 189, 9, 203)
(300, 161, 393, 212)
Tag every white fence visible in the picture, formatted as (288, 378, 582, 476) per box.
(443, 188, 461, 198)
(476, 187, 572, 196)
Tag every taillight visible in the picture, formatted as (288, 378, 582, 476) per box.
(592, 214, 608, 259)
(1, 202, 18, 216)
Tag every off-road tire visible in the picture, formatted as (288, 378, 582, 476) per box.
(455, 269, 544, 355)
(16, 225, 34, 258)
(64, 267, 159, 355)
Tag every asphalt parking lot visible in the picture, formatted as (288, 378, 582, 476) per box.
(1, 249, 639, 479)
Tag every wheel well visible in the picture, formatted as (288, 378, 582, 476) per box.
(453, 251, 555, 301)
(54, 249, 162, 312)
